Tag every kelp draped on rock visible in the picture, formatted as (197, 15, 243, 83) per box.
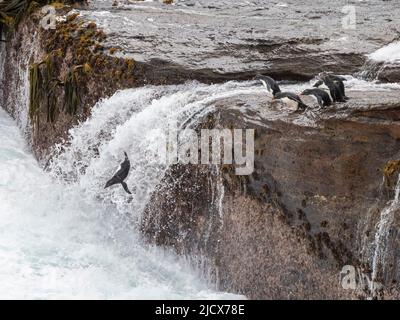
(28, 52, 92, 127)
(3, 0, 138, 157)
(29, 62, 43, 129)
(0, 1, 86, 39)
(25, 3, 136, 131)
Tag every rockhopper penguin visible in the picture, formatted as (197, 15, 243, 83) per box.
(105, 151, 132, 195)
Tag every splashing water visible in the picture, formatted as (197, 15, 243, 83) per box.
(369, 41, 400, 63)
(370, 174, 400, 294)
(356, 60, 385, 81)
(0, 82, 255, 299)
(47, 81, 264, 219)
(355, 41, 400, 81)
(3, 69, 398, 299)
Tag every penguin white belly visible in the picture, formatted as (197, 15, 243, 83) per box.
(309, 95, 319, 104)
(319, 87, 333, 101)
(114, 164, 122, 176)
(317, 83, 329, 91)
(315, 82, 332, 97)
(259, 80, 273, 97)
(304, 95, 320, 108)
(281, 97, 298, 110)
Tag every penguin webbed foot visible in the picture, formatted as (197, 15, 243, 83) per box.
(297, 102, 309, 111)
(121, 181, 132, 195)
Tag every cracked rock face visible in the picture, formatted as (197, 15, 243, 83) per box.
(1, 0, 400, 300)
(81, 0, 400, 80)
(377, 64, 400, 83)
(142, 87, 400, 299)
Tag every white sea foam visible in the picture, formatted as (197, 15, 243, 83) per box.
(0, 100, 245, 299)
(369, 41, 400, 63)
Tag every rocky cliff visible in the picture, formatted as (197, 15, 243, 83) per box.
(2, 0, 399, 157)
(141, 90, 400, 299)
(1, 0, 400, 299)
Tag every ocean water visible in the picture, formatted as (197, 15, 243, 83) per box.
(0, 107, 242, 300)
(1, 74, 398, 299)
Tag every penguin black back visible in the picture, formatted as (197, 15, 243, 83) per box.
(302, 88, 332, 107)
(329, 74, 348, 100)
(105, 152, 132, 194)
(254, 74, 281, 95)
(316, 73, 346, 103)
(117, 152, 130, 182)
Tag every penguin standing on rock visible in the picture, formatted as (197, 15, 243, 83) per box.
(329, 74, 348, 100)
(254, 74, 308, 111)
(301, 88, 332, 108)
(314, 72, 348, 102)
(105, 152, 132, 194)
(254, 74, 281, 96)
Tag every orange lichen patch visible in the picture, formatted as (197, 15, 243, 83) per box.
(87, 22, 97, 29)
(95, 30, 107, 41)
(94, 43, 104, 52)
(125, 58, 135, 70)
(109, 47, 118, 55)
(51, 2, 66, 10)
(383, 160, 400, 180)
(66, 12, 80, 22)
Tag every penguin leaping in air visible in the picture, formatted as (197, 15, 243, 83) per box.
(314, 72, 348, 103)
(301, 88, 332, 108)
(105, 151, 132, 194)
(254, 74, 308, 111)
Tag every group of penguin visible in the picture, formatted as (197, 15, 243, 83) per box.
(254, 72, 349, 111)
(105, 72, 350, 195)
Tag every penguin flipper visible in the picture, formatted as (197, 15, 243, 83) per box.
(121, 181, 132, 195)
(315, 96, 324, 108)
(313, 80, 324, 88)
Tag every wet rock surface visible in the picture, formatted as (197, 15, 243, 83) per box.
(142, 88, 400, 299)
(81, 0, 400, 81)
(1, 0, 400, 300)
(377, 64, 400, 83)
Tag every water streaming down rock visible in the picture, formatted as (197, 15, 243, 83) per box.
(0, 83, 253, 298)
(0, 28, 39, 139)
(357, 41, 400, 83)
(3, 20, 400, 297)
(370, 174, 400, 295)
(2, 74, 400, 298)
(47, 81, 263, 219)
(356, 60, 385, 81)
(1, 0, 400, 300)
(44, 80, 274, 296)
